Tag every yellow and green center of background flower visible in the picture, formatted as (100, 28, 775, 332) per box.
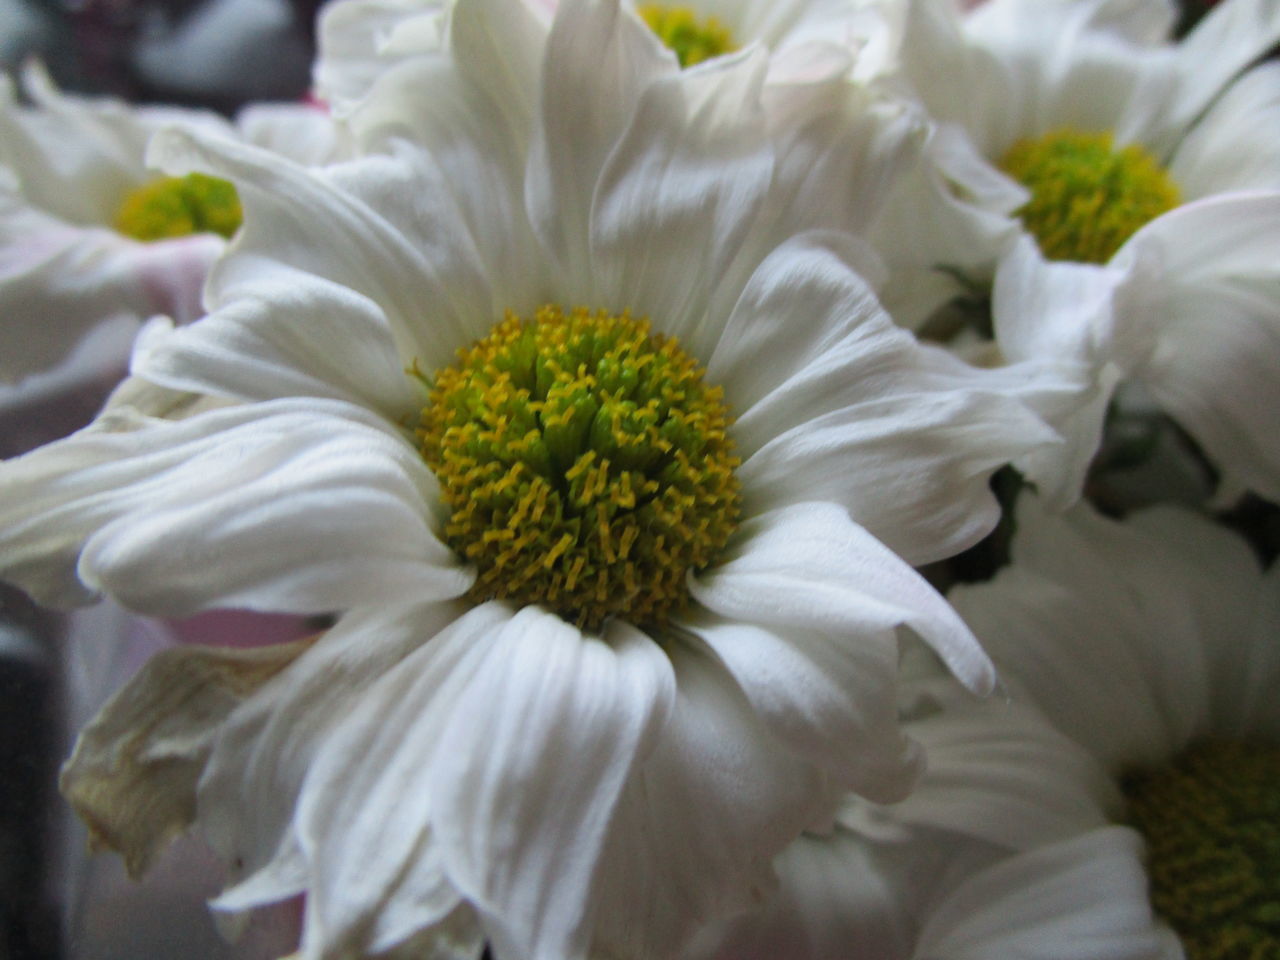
(417, 304, 741, 631)
(637, 3, 737, 67)
(1000, 129, 1180, 264)
(1123, 740, 1280, 959)
(114, 173, 242, 242)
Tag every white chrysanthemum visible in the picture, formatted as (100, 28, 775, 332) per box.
(701, 493, 1280, 960)
(892, 0, 1280, 504)
(313, 0, 893, 114)
(945, 495, 1280, 959)
(694, 655, 1157, 960)
(0, 62, 339, 388)
(0, 0, 1070, 955)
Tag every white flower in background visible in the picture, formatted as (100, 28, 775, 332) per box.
(0, 61, 339, 390)
(313, 0, 893, 113)
(702, 491, 1280, 959)
(890, 0, 1280, 504)
(314, 0, 453, 111)
(945, 493, 1280, 959)
(695, 657, 1153, 960)
(0, 0, 1070, 954)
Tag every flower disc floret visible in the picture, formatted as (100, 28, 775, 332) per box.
(1000, 130, 1180, 264)
(417, 305, 741, 631)
(113, 172, 243, 242)
(1122, 740, 1280, 959)
(636, 3, 737, 67)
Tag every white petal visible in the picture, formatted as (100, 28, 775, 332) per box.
(430, 607, 675, 960)
(894, 0, 1030, 158)
(525, 0, 675, 290)
(891, 696, 1121, 852)
(0, 399, 469, 613)
(1135, 513, 1276, 730)
(951, 496, 1217, 768)
(992, 236, 1125, 366)
(206, 601, 494, 907)
(702, 829, 915, 960)
(313, 0, 449, 110)
(1161, 0, 1280, 153)
(991, 237, 1134, 505)
(290, 603, 513, 957)
(691, 502, 995, 697)
(591, 638, 833, 960)
(915, 827, 1166, 960)
(347, 0, 549, 313)
(236, 102, 344, 167)
(706, 231, 887, 415)
(135, 267, 418, 419)
(588, 46, 774, 359)
(750, 80, 922, 289)
(148, 127, 495, 372)
(734, 337, 1059, 564)
(0, 63, 194, 224)
(1115, 193, 1280, 500)
(679, 607, 919, 801)
(962, 0, 1177, 153)
(1169, 62, 1280, 198)
(870, 122, 1024, 329)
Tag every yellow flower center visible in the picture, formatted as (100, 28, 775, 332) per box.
(1122, 740, 1280, 959)
(113, 173, 243, 242)
(416, 305, 741, 631)
(999, 130, 1180, 264)
(636, 3, 737, 67)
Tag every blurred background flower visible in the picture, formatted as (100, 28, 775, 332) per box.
(0, 2, 322, 956)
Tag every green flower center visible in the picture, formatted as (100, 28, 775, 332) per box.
(637, 3, 737, 67)
(1122, 740, 1280, 959)
(999, 129, 1180, 264)
(416, 304, 741, 631)
(113, 173, 243, 242)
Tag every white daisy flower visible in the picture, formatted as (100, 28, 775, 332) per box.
(701, 489, 1280, 960)
(695, 658, 1146, 960)
(0, 62, 339, 388)
(0, 0, 1067, 954)
(893, 0, 1280, 504)
(945, 494, 1280, 959)
(313, 0, 891, 113)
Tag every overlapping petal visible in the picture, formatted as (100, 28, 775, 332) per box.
(0, 399, 469, 612)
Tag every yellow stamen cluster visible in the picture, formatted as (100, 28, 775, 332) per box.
(637, 3, 737, 67)
(1122, 740, 1280, 959)
(1000, 129, 1180, 264)
(417, 305, 741, 631)
(113, 173, 243, 242)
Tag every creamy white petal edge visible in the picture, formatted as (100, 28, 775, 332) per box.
(693, 662, 1126, 960)
(951, 491, 1280, 766)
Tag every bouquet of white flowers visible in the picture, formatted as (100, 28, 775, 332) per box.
(0, 0, 1276, 957)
